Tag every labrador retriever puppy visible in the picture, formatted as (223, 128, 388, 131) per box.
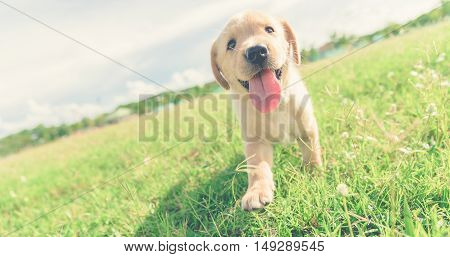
(210, 11, 322, 210)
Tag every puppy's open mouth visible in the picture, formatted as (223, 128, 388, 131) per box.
(238, 68, 282, 113)
(238, 68, 282, 91)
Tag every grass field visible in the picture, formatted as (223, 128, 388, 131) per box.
(0, 21, 449, 237)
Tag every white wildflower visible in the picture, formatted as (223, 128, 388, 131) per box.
(414, 83, 425, 89)
(426, 103, 438, 117)
(355, 135, 364, 141)
(428, 69, 439, 80)
(341, 132, 349, 139)
(337, 183, 349, 197)
(342, 98, 352, 106)
(414, 61, 425, 70)
(366, 136, 378, 142)
(143, 157, 150, 165)
(410, 70, 418, 77)
(344, 151, 356, 159)
(398, 147, 412, 155)
(436, 53, 445, 63)
(389, 134, 400, 143)
(430, 137, 436, 146)
(386, 103, 397, 115)
(422, 143, 431, 150)
(440, 80, 449, 87)
(344, 152, 356, 160)
(355, 108, 365, 120)
(9, 191, 17, 198)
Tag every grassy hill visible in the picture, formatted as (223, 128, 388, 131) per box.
(0, 21, 448, 236)
(2, 3, 448, 157)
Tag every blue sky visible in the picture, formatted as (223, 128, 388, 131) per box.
(0, 0, 441, 137)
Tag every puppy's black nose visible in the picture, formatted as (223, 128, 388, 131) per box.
(245, 45, 268, 65)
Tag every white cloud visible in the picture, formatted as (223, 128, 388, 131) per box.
(0, 100, 108, 136)
(167, 68, 211, 89)
(113, 80, 167, 104)
(0, 0, 442, 137)
(112, 67, 212, 105)
(0, 67, 210, 137)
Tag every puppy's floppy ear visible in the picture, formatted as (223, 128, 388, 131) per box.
(280, 19, 300, 64)
(210, 40, 230, 90)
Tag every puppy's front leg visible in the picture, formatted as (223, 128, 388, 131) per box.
(241, 141, 275, 210)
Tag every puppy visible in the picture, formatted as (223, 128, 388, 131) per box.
(210, 11, 322, 210)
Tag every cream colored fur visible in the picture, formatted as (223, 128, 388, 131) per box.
(211, 11, 322, 210)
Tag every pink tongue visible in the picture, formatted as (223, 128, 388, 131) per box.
(249, 69, 281, 113)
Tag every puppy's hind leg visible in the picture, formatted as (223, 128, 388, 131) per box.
(241, 141, 275, 211)
(297, 108, 322, 168)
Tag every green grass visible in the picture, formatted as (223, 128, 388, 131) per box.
(0, 21, 449, 237)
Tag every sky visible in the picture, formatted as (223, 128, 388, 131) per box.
(0, 0, 442, 138)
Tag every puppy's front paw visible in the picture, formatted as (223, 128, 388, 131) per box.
(303, 153, 322, 171)
(241, 180, 275, 211)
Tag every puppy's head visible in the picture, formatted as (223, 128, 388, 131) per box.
(211, 11, 299, 112)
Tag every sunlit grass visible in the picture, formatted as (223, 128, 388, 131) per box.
(0, 21, 448, 236)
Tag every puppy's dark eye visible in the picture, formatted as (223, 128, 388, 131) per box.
(227, 39, 236, 50)
(265, 26, 275, 33)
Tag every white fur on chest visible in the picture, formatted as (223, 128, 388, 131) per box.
(230, 71, 311, 144)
